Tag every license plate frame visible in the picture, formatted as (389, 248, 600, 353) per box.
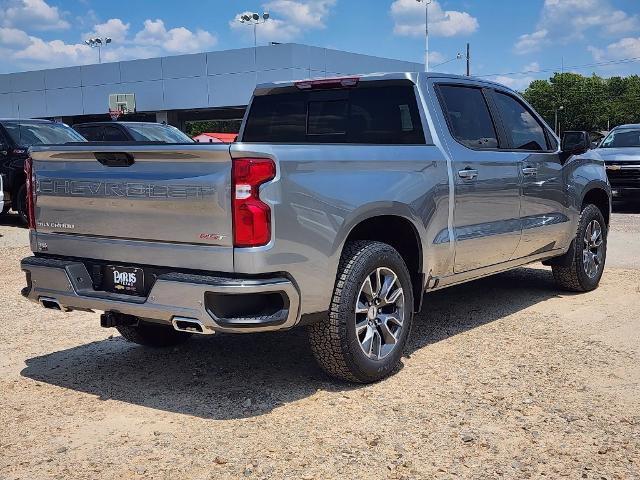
(102, 265, 145, 296)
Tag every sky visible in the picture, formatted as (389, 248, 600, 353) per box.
(0, 0, 639, 90)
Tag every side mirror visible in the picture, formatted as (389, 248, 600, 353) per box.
(561, 131, 590, 156)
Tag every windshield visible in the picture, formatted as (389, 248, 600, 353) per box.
(126, 124, 194, 143)
(4, 121, 86, 145)
(600, 128, 640, 148)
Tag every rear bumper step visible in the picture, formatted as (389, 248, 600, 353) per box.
(21, 256, 300, 334)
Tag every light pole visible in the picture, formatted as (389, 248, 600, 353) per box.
(416, 0, 432, 72)
(238, 12, 270, 48)
(554, 105, 564, 135)
(85, 37, 112, 64)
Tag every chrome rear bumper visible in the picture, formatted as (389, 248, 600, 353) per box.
(21, 256, 300, 334)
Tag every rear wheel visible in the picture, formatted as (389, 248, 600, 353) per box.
(308, 241, 414, 383)
(552, 204, 607, 292)
(116, 322, 192, 348)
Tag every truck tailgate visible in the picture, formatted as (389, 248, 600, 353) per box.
(31, 144, 234, 271)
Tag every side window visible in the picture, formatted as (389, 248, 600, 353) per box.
(348, 86, 425, 144)
(102, 126, 127, 141)
(437, 85, 498, 149)
(493, 92, 549, 151)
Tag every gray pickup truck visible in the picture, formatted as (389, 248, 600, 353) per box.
(21, 73, 610, 383)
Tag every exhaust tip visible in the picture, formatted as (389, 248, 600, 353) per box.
(39, 297, 64, 311)
(172, 317, 213, 335)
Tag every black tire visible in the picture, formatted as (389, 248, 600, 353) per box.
(15, 184, 28, 225)
(116, 322, 192, 348)
(552, 204, 607, 292)
(308, 240, 414, 383)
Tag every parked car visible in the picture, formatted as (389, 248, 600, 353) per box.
(591, 124, 640, 200)
(21, 73, 610, 383)
(0, 119, 86, 223)
(73, 121, 194, 143)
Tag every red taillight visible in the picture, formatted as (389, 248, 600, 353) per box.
(232, 158, 276, 247)
(295, 76, 360, 90)
(24, 157, 36, 230)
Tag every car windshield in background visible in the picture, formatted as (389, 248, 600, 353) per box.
(126, 124, 194, 143)
(600, 128, 640, 148)
(4, 121, 86, 145)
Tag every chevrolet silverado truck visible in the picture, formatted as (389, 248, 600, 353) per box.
(20, 73, 611, 383)
(592, 124, 640, 200)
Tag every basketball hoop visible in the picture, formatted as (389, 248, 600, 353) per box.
(109, 109, 122, 121)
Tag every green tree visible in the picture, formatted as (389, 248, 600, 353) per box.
(522, 72, 640, 133)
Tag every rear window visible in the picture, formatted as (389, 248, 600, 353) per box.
(242, 83, 426, 144)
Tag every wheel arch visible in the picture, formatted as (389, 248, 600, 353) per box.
(341, 214, 425, 313)
(581, 184, 611, 227)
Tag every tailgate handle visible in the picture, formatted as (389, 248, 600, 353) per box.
(95, 152, 135, 167)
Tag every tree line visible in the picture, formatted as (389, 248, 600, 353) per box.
(522, 73, 640, 133)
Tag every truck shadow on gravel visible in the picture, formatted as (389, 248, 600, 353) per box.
(21, 266, 564, 420)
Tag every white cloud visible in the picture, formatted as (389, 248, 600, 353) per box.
(134, 19, 217, 54)
(523, 62, 541, 73)
(515, 0, 640, 54)
(0, 26, 31, 47)
(85, 18, 130, 43)
(491, 75, 536, 92)
(0, 0, 69, 31)
(230, 1, 336, 43)
(514, 29, 548, 55)
(265, 0, 335, 28)
(390, 0, 478, 38)
(1, 17, 218, 72)
(589, 37, 640, 62)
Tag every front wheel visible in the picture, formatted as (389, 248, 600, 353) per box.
(308, 241, 414, 383)
(552, 204, 607, 292)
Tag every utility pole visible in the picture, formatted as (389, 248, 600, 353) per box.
(416, 0, 432, 72)
(466, 43, 470, 76)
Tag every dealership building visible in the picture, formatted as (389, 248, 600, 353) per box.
(0, 43, 421, 130)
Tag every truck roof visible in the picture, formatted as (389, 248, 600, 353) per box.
(254, 71, 519, 96)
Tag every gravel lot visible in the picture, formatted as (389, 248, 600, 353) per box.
(1, 210, 639, 480)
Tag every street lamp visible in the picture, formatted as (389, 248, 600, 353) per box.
(85, 37, 112, 64)
(416, 0, 432, 72)
(555, 105, 564, 135)
(237, 12, 270, 48)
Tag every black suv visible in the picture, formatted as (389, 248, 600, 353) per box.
(73, 122, 194, 143)
(0, 119, 86, 223)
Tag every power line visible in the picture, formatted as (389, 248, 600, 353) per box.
(477, 56, 640, 79)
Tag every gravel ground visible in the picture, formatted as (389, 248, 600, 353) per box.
(1, 210, 639, 480)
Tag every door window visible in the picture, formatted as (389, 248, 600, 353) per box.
(437, 85, 498, 150)
(493, 92, 549, 151)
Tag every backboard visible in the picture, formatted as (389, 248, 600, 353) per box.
(108, 93, 136, 116)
